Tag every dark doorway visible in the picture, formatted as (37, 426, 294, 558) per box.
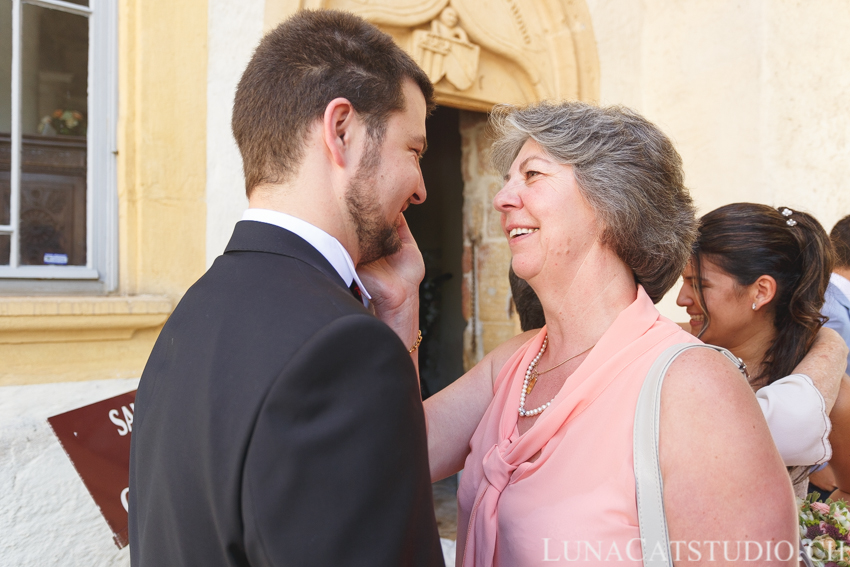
(406, 106, 466, 398)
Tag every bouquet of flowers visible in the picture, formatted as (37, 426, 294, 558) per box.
(38, 109, 86, 136)
(800, 492, 850, 566)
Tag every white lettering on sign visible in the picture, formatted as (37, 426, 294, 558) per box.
(108, 403, 134, 436)
(121, 487, 129, 512)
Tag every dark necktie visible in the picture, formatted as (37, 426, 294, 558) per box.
(349, 281, 363, 303)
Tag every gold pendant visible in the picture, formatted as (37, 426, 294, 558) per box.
(526, 370, 539, 394)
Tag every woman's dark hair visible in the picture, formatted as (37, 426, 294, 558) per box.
(692, 203, 833, 386)
(509, 266, 545, 331)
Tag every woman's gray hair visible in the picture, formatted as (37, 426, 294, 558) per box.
(489, 101, 697, 303)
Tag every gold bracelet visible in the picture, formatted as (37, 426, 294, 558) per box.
(408, 330, 423, 353)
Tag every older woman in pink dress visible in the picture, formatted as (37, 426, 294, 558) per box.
(432, 102, 801, 567)
(366, 102, 798, 566)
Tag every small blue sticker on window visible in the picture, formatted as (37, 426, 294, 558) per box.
(44, 253, 68, 265)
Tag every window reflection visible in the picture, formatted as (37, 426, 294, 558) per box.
(24, 4, 88, 138)
(0, 0, 10, 227)
(13, 5, 88, 266)
(19, 168, 86, 265)
(0, 166, 7, 226)
(0, 233, 8, 265)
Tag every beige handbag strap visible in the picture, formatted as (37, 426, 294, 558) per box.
(633, 343, 742, 566)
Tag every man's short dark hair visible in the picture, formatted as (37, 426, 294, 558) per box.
(232, 10, 435, 196)
(832, 214, 850, 268)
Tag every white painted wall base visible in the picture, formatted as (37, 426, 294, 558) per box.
(0, 378, 139, 567)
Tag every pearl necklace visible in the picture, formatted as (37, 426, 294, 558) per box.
(519, 335, 551, 417)
(518, 334, 596, 417)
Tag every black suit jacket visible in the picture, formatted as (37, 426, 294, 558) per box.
(129, 221, 444, 566)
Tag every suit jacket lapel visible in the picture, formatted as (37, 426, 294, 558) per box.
(224, 220, 349, 291)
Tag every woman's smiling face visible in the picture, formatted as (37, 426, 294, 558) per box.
(677, 257, 755, 348)
(492, 139, 599, 283)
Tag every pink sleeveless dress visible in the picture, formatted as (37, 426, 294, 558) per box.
(456, 287, 700, 566)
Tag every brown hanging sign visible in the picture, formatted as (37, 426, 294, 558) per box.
(48, 390, 137, 549)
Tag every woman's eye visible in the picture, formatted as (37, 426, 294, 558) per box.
(526, 170, 540, 179)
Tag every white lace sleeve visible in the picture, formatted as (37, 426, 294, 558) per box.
(756, 374, 832, 466)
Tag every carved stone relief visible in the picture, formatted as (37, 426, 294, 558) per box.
(412, 7, 480, 91)
(266, 0, 599, 111)
(287, 0, 448, 27)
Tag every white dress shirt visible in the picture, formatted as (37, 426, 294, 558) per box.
(241, 209, 370, 305)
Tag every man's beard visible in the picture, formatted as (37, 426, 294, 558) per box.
(345, 139, 402, 265)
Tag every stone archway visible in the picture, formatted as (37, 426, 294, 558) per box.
(265, 0, 599, 109)
(264, 0, 600, 369)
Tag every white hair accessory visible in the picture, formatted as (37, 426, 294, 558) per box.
(781, 208, 797, 226)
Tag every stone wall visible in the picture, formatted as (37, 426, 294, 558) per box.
(459, 111, 521, 369)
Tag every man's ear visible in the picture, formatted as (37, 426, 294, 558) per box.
(752, 274, 777, 310)
(322, 97, 358, 169)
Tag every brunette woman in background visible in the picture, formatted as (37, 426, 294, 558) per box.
(677, 203, 850, 498)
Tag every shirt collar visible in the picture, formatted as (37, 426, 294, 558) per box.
(241, 209, 371, 304)
(831, 272, 850, 300)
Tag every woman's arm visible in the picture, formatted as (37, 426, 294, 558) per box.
(660, 348, 798, 566)
(424, 330, 535, 482)
(792, 327, 849, 413)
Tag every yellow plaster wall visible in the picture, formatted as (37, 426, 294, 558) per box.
(0, 0, 208, 386)
(119, 0, 208, 299)
(118, 0, 209, 300)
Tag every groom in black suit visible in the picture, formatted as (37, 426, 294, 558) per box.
(129, 10, 444, 566)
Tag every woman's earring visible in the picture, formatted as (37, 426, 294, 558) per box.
(752, 302, 757, 311)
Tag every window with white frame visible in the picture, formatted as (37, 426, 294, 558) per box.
(0, 0, 116, 293)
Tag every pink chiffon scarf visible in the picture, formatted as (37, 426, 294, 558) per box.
(456, 287, 700, 566)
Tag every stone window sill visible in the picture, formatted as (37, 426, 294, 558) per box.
(0, 296, 172, 344)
